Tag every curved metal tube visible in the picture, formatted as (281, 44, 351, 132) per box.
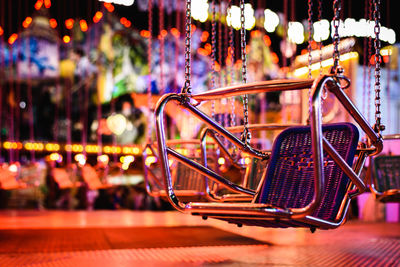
(154, 74, 375, 224)
(192, 79, 314, 102)
(155, 94, 187, 211)
(327, 79, 383, 155)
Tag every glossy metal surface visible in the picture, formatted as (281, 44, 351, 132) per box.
(154, 74, 382, 228)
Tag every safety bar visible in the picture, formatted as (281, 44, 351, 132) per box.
(191, 79, 314, 102)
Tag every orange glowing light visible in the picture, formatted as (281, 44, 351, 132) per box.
(93, 12, 103, 23)
(197, 48, 209, 56)
(63, 35, 71, 43)
(271, 52, 279, 64)
(171, 28, 180, 38)
(49, 18, 57, 28)
(34, 0, 43, 10)
(251, 30, 261, 38)
(8, 33, 18, 45)
(0, 26, 3, 36)
(25, 17, 33, 24)
(191, 25, 196, 34)
(124, 20, 131, 28)
(311, 40, 318, 50)
(104, 3, 114, 12)
(140, 30, 151, 38)
(80, 19, 88, 32)
(263, 35, 271, 46)
(383, 55, 389, 64)
(214, 62, 221, 72)
(160, 29, 167, 37)
(65, 19, 74, 30)
(44, 0, 51, 8)
(22, 17, 33, 28)
(204, 43, 211, 53)
(120, 17, 128, 25)
(200, 31, 209, 42)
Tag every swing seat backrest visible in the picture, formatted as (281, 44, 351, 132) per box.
(373, 155, 400, 193)
(258, 123, 359, 221)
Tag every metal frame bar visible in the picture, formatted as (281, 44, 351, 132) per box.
(154, 75, 382, 226)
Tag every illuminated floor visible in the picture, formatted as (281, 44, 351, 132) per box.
(0, 210, 399, 266)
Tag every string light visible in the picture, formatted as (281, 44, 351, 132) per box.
(34, 0, 43, 10)
(104, 3, 115, 12)
(0, 26, 4, 36)
(63, 35, 71, 43)
(8, 33, 18, 45)
(93, 11, 103, 23)
(79, 19, 88, 32)
(49, 18, 58, 28)
(120, 17, 131, 28)
(65, 19, 74, 30)
(22, 17, 33, 28)
(44, 0, 51, 8)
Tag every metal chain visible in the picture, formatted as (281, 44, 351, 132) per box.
(318, 0, 323, 76)
(218, 3, 223, 88)
(318, 0, 328, 102)
(367, 0, 373, 123)
(307, 0, 313, 79)
(182, 0, 192, 94)
(373, 0, 384, 133)
(240, 0, 251, 144)
(146, 0, 153, 143)
(228, 0, 236, 127)
(211, 0, 217, 119)
(307, 0, 313, 123)
(331, 0, 341, 74)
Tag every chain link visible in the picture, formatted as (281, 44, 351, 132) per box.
(146, 0, 153, 143)
(307, 0, 313, 79)
(159, 0, 165, 95)
(240, 0, 250, 144)
(228, 0, 236, 127)
(182, 0, 192, 95)
(373, 0, 384, 133)
(318, 0, 323, 75)
(307, 0, 313, 123)
(210, 0, 217, 119)
(331, 0, 341, 74)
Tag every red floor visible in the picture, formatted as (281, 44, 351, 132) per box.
(0, 210, 399, 266)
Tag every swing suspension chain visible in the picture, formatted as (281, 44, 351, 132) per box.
(307, 0, 313, 80)
(318, 0, 323, 75)
(182, 0, 192, 95)
(331, 0, 342, 75)
(307, 0, 313, 122)
(373, 0, 384, 133)
(211, 0, 217, 118)
(240, 0, 251, 144)
(228, 0, 236, 127)
(367, 0, 373, 122)
(147, 0, 153, 143)
(317, 0, 328, 100)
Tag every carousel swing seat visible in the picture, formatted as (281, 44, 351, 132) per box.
(371, 135, 400, 203)
(143, 141, 217, 200)
(154, 75, 383, 230)
(371, 155, 400, 202)
(191, 123, 359, 229)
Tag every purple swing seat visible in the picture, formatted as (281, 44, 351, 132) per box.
(222, 123, 359, 228)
